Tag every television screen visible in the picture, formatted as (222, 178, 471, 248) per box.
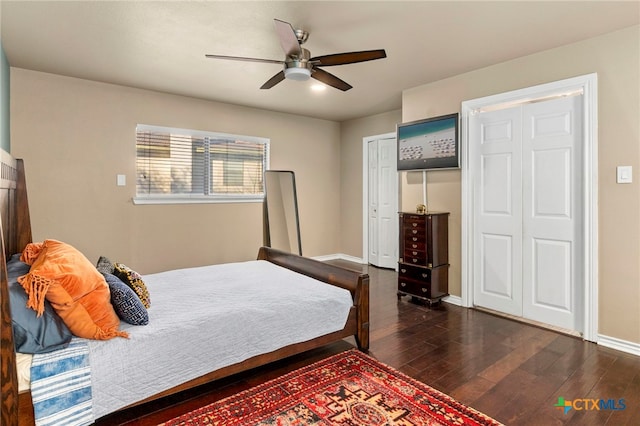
(397, 113, 459, 171)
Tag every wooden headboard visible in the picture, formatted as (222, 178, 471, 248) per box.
(0, 149, 32, 426)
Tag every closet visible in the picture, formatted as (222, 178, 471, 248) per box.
(469, 94, 584, 332)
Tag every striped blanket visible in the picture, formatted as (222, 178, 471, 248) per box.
(30, 338, 93, 426)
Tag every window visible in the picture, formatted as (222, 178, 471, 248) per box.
(134, 124, 269, 204)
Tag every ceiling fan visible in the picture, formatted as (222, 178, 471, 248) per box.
(205, 18, 386, 91)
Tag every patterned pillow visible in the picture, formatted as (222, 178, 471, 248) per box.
(103, 273, 148, 326)
(113, 263, 151, 309)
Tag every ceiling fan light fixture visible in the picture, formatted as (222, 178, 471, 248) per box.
(284, 67, 311, 81)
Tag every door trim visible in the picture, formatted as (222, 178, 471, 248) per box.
(460, 73, 598, 342)
(362, 132, 397, 266)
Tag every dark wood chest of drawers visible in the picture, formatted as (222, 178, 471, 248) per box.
(398, 212, 449, 304)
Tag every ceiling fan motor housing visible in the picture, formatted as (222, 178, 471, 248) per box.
(284, 48, 312, 81)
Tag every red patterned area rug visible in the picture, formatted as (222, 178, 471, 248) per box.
(160, 349, 502, 425)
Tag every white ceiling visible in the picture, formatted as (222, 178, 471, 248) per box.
(1, 1, 638, 122)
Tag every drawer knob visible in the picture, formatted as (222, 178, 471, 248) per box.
(412, 230, 418, 234)
(422, 273, 428, 278)
(412, 251, 418, 255)
(412, 237, 418, 241)
(400, 282, 406, 287)
(412, 259, 418, 263)
(412, 244, 417, 248)
(401, 269, 407, 273)
(421, 288, 428, 293)
(412, 223, 418, 227)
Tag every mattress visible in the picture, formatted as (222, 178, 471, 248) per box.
(88, 259, 353, 420)
(16, 352, 32, 392)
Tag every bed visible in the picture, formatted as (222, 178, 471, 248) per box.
(0, 149, 370, 425)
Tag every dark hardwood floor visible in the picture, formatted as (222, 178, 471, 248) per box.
(103, 261, 640, 426)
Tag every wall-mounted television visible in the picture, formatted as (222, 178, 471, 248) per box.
(397, 112, 460, 171)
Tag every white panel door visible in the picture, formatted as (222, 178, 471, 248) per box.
(368, 138, 398, 269)
(522, 96, 583, 330)
(368, 140, 380, 266)
(471, 95, 583, 331)
(471, 107, 523, 316)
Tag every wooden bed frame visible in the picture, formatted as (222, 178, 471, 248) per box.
(0, 150, 369, 425)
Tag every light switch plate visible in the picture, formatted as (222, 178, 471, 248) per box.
(116, 174, 126, 186)
(616, 166, 632, 184)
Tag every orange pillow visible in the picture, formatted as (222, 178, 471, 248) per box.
(18, 240, 129, 340)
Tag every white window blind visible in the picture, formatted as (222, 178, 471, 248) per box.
(134, 124, 269, 204)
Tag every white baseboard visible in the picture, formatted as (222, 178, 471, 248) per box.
(597, 334, 640, 357)
(442, 294, 462, 306)
(312, 253, 365, 264)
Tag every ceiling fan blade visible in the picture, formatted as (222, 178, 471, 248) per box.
(205, 54, 284, 65)
(274, 19, 302, 57)
(311, 68, 352, 91)
(260, 71, 286, 89)
(311, 49, 387, 67)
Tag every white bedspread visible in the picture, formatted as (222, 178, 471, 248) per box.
(87, 259, 353, 420)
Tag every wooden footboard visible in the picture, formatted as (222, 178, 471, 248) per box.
(258, 246, 369, 351)
(0, 149, 369, 425)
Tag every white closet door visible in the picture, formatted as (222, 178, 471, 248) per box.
(471, 106, 523, 316)
(521, 95, 583, 330)
(471, 95, 584, 331)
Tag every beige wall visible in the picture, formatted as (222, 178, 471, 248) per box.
(340, 109, 402, 257)
(11, 69, 341, 273)
(401, 25, 640, 344)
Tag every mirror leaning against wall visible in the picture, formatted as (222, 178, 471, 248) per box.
(263, 170, 302, 256)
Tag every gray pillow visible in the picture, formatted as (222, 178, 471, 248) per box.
(96, 255, 115, 274)
(7, 254, 73, 353)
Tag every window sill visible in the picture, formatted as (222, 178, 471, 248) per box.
(132, 195, 264, 205)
